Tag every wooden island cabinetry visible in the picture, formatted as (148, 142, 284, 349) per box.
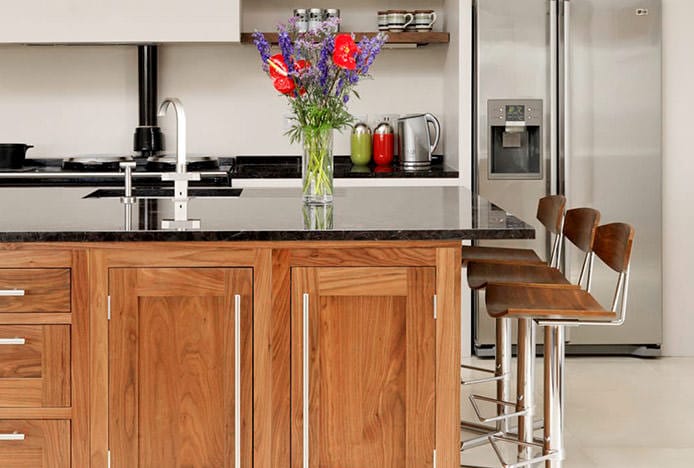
(0, 242, 461, 468)
(292, 267, 437, 468)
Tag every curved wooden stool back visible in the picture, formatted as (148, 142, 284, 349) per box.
(466, 207, 600, 291)
(537, 195, 567, 235)
(593, 223, 635, 273)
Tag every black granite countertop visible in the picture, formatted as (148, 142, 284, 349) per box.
(0, 186, 533, 243)
(0, 156, 459, 187)
(232, 155, 459, 179)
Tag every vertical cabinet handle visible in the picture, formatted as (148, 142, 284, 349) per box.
(550, 0, 559, 196)
(234, 294, 242, 468)
(0, 338, 26, 345)
(563, 0, 572, 200)
(0, 433, 25, 441)
(302, 293, 310, 468)
(0, 290, 25, 297)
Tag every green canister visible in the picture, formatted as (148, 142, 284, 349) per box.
(350, 122, 372, 165)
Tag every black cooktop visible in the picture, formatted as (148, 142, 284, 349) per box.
(0, 157, 234, 187)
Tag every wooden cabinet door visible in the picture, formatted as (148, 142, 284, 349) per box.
(0, 0, 240, 43)
(0, 325, 71, 407)
(292, 267, 436, 468)
(109, 268, 252, 468)
(0, 420, 70, 467)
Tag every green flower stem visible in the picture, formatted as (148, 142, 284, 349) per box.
(302, 127, 334, 201)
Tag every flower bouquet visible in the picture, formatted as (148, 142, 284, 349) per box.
(253, 18, 387, 204)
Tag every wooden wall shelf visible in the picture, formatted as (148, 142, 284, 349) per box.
(241, 31, 450, 46)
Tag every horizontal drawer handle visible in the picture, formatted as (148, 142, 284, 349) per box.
(0, 433, 25, 441)
(0, 338, 26, 345)
(0, 289, 26, 297)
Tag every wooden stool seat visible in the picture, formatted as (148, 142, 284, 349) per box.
(485, 284, 617, 321)
(467, 262, 570, 290)
(461, 245, 544, 265)
(461, 195, 566, 266)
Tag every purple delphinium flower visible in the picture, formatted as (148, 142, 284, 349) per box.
(277, 24, 296, 75)
(356, 35, 386, 76)
(317, 36, 335, 92)
(343, 94, 350, 104)
(335, 77, 345, 97)
(252, 31, 271, 72)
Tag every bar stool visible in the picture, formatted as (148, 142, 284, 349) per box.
(461, 208, 600, 459)
(462, 195, 566, 266)
(484, 223, 635, 467)
(461, 195, 566, 443)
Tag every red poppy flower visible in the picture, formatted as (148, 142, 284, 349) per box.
(333, 34, 359, 70)
(268, 54, 288, 79)
(273, 76, 296, 95)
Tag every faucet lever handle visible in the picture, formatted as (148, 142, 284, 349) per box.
(160, 172, 202, 182)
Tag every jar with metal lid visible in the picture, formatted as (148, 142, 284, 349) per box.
(294, 9, 309, 33)
(351, 122, 372, 166)
(325, 8, 341, 31)
(373, 121, 394, 166)
(308, 8, 324, 32)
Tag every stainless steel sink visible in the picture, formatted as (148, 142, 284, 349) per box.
(83, 188, 243, 199)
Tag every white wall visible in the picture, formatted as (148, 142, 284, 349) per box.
(0, 43, 448, 159)
(661, 0, 694, 356)
(0, 0, 460, 165)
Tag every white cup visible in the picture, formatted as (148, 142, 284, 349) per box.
(414, 10, 438, 31)
(377, 11, 389, 31)
(387, 10, 414, 32)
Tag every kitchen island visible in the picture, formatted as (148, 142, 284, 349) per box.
(0, 186, 533, 468)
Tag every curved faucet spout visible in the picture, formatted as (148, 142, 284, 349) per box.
(158, 98, 187, 174)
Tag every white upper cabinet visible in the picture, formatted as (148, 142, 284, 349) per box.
(0, 0, 241, 43)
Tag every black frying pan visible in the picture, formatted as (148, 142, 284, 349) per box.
(0, 144, 33, 169)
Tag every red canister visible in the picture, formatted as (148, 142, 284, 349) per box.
(373, 121, 395, 166)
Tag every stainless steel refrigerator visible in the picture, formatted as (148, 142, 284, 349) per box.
(472, 0, 662, 356)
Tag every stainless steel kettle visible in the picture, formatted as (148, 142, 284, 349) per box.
(397, 113, 441, 169)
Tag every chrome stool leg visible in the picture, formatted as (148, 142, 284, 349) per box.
(544, 325, 565, 468)
(516, 318, 535, 462)
(496, 317, 513, 432)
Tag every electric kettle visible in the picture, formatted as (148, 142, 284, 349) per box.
(397, 113, 441, 169)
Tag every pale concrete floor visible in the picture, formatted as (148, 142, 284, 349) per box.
(461, 357, 694, 467)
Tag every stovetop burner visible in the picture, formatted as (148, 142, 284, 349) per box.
(146, 154, 220, 172)
(62, 155, 135, 172)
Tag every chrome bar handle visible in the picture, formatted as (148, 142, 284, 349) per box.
(120, 161, 136, 231)
(234, 294, 242, 468)
(302, 293, 310, 468)
(0, 338, 26, 345)
(0, 433, 25, 441)
(0, 289, 25, 297)
(549, 0, 559, 196)
(563, 0, 572, 201)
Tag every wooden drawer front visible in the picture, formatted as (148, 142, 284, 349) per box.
(0, 269, 70, 313)
(0, 420, 70, 467)
(0, 326, 71, 407)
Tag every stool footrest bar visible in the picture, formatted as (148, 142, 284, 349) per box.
(470, 394, 529, 424)
(461, 364, 509, 386)
(488, 435, 559, 468)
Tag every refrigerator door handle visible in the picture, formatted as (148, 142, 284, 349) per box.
(563, 0, 572, 200)
(550, 0, 559, 196)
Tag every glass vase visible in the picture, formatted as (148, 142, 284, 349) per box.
(302, 127, 334, 204)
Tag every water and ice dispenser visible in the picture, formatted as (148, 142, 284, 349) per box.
(487, 99, 543, 179)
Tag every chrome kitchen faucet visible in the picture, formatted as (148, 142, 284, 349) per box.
(157, 98, 201, 230)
